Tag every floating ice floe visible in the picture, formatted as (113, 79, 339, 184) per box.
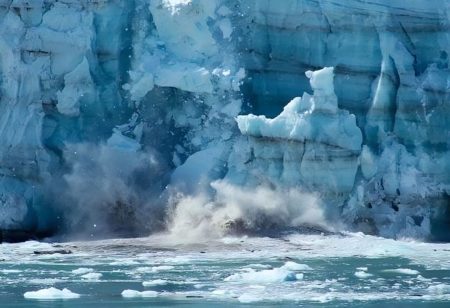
(238, 293, 261, 303)
(245, 264, 272, 269)
(0, 269, 21, 274)
(81, 272, 102, 280)
(225, 267, 297, 284)
(72, 268, 94, 275)
(135, 266, 175, 273)
(225, 262, 308, 284)
(383, 268, 420, 275)
(143, 279, 169, 287)
(281, 261, 312, 271)
(354, 271, 373, 279)
(121, 290, 158, 298)
(28, 278, 64, 285)
(24, 287, 80, 300)
(427, 284, 450, 295)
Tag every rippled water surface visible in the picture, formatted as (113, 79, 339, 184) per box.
(2, 233, 450, 307)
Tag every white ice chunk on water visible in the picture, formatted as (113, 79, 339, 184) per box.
(135, 266, 175, 273)
(151, 265, 175, 272)
(81, 272, 102, 280)
(354, 271, 373, 279)
(0, 269, 21, 274)
(296, 273, 305, 280)
(238, 293, 261, 303)
(143, 279, 169, 287)
(24, 287, 80, 299)
(427, 284, 450, 295)
(28, 278, 63, 285)
(72, 268, 94, 275)
(383, 268, 420, 275)
(225, 267, 297, 283)
(281, 261, 312, 271)
(121, 290, 158, 298)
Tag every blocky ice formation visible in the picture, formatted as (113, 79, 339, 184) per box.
(0, 0, 449, 241)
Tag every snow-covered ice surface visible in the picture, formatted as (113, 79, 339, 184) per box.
(3, 233, 450, 307)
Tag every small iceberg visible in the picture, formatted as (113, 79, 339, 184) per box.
(72, 268, 94, 275)
(238, 293, 261, 303)
(121, 290, 158, 298)
(81, 272, 102, 280)
(281, 261, 312, 271)
(24, 287, 80, 300)
(427, 284, 450, 295)
(354, 271, 373, 279)
(383, 268, 420, 275)
(225, 262, 309, 284)
(225, 267, 297, 284)
(143, 279, 169, 287)
(135, 265, 174, 273)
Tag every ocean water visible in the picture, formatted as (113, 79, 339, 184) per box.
(2, 233, 450, 307)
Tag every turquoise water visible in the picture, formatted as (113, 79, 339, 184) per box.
(2, 234, 450, 307)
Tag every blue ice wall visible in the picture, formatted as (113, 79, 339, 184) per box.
(0, 0, 449, 241)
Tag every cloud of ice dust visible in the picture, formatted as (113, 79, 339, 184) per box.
(48, 142, 168, 239)
(166, 180, 331, 243)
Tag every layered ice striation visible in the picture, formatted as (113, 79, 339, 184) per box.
(232, 67, 362, 194)
(0, 0, 449, 241)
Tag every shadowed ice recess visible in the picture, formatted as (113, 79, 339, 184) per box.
(0, 0, 449, 242)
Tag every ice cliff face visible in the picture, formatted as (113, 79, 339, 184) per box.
(231, 67, 362, 194)
(0, 0, 449, 241)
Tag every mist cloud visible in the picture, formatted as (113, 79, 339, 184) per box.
(49, 142, 168, 239)
(166, 180, 331, 243)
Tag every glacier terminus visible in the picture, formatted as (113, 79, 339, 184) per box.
(0, 0, 449, 242)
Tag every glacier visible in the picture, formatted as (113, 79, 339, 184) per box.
(0, 0, 449, 241)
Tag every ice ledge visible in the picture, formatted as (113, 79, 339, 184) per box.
(237, 67, 363, 152)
